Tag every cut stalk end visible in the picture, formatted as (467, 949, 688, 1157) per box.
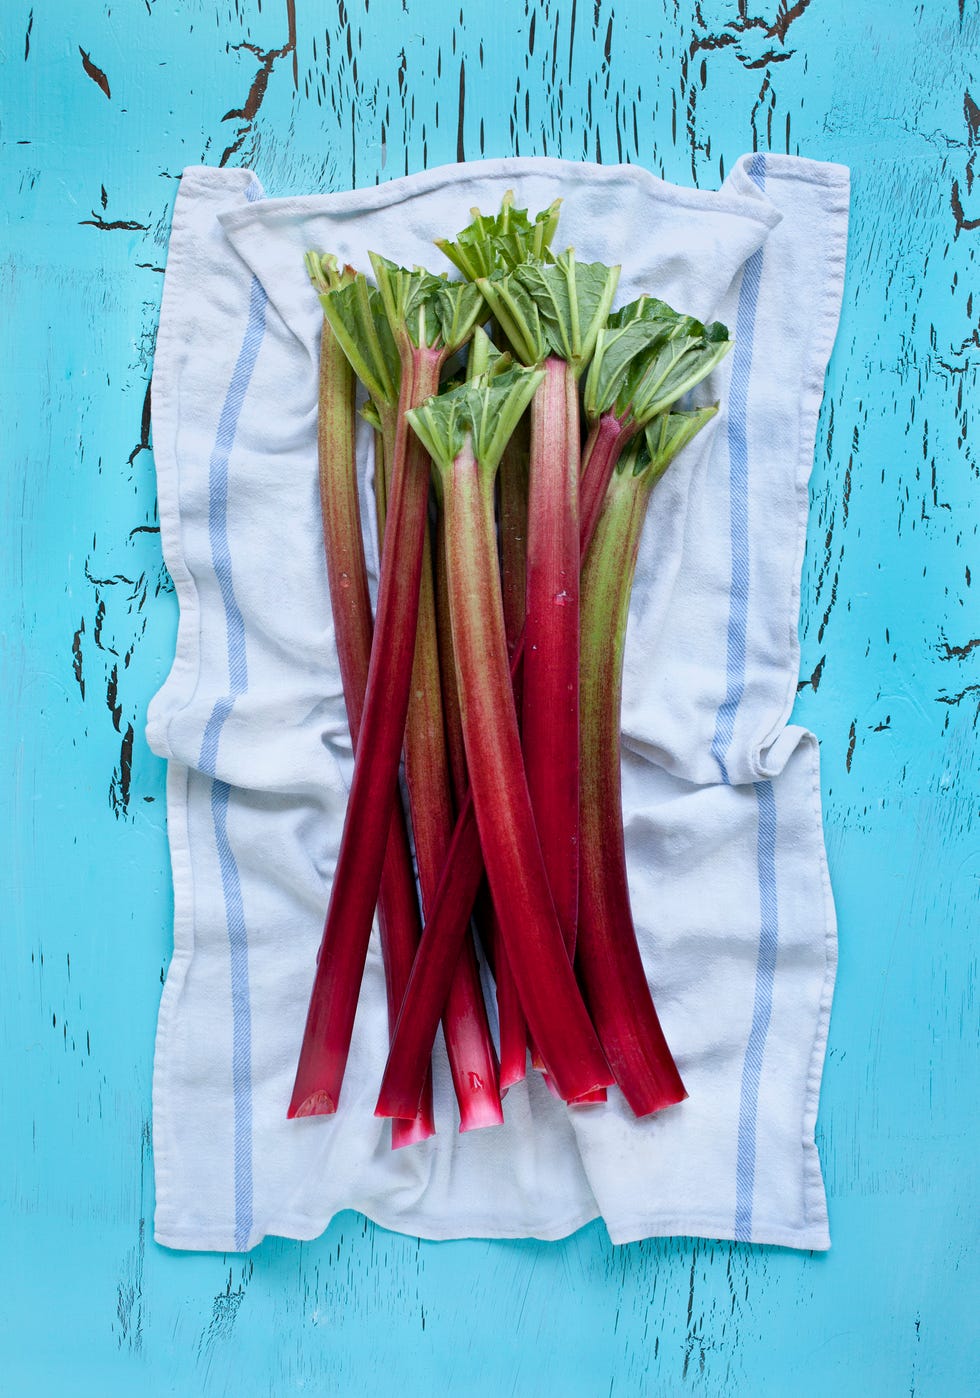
(457, 1092, 506, 1132)
(623, 1077, 688, 1119)
(287, 1089, 337, 1119)
(391, 1115, 437, 1149)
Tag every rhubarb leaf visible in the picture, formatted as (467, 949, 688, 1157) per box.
(639, 405, 718, 479)
(320, 273, 401, 409)
(369, 253, 485, 353)
(607, 294, 682, 330)
(407, 366, 544, 474)
(624, 320, 730, 422)
(584, 301, 731, 424)
(436, 191, 562, 281)
(584, 320, 674, 422)
(480, 253, 620, 376)
(465, 325, 511, 381)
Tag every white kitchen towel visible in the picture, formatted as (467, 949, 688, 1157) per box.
(147, 154, 848, 1253)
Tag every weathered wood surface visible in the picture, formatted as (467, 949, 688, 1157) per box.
(2, 1, 977, 1392)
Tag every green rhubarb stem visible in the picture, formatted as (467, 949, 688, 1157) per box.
(577, 458, 688, 1117)
(311, 306, 435, 1147)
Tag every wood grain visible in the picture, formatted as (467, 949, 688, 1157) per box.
(1, 0, 977, 1392)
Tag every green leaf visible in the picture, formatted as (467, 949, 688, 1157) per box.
(435, 191, 562, 281)
(319, 273, 401, 408)
(360, 398, 383, 432)
(624, 323, 731, 422)
(369, 252, 485, 352)
(584, 297, 732, 424)
(305, 250, 357, 301)
(584, 321, 673, 421)
(465, 325, 511, 381)
(638, 406, 718, 480)
(607, 294, 681, 330)
(479, 253, 620, 374)
(477, 272, 547, 365)
(406, 365, 545, 474)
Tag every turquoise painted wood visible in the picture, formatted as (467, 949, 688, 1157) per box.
(2, 1, 977, 1392)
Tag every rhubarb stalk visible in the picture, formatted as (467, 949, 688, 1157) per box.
(288, 264, 484, 1119)
(479, 253, 620, 959)
(363, 309, 502, 1134)
(401, 480, 503, 1131)
(577, 411, 717, 1116)
(377, 369, 614, 1116)
(493, 415, 530, 1089)
(305, 254, 435, 1147)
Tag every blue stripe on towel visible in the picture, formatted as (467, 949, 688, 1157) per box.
(709, 150, 767, 787)
(704, 154, 782, 1240)
(735, 780, 780, 1241)
(198, 261, 268, 1252)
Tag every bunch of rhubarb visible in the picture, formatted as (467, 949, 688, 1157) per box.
(289, 196, 732, 1144)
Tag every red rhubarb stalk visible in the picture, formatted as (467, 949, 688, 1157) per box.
(306, 255, 434, 1146)
(403, 512, 503, 1131)
(579, 413, 632, 551)
(377, 370, 613, 1116)
(433, 500, 501, 978)
(478, 254, 619, 957)
(427, 426, 610, 1101)
(435, 438, 528, 1094)
(289, 259, 484, 1119)
(289, 349, 440, 1118)
(340, 281, 500, 1132)
(522, 357, 580, 950)
(361, 317, 502, 1134)
(493, 421, 530, 1090)
(373, 397, 629, 1117)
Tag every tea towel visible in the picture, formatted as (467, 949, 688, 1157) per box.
(147, 154, 848, 1252)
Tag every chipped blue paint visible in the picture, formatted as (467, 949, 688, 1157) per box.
(2, 1, 977, 1394)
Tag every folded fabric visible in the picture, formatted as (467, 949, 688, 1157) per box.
(147, 154, 848, 1253)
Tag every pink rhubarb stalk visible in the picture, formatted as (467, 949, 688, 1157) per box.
(579, 413, 634, 552)
(289, 349, 441, 1118)
(306, 256, 434, 1146)
(373, 399, 628, 1117)
(493, 425, 531, 1090)
(367, 327, 502, 1134)
(289, 259, 484, 1120)
(522, 358, 581, 952)
(402, 512, 503, 1131)
(377, 372, 613, 1116)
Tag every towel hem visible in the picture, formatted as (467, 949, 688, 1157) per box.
(752, 160, 851, 780)
(150, 761, 197, 1242)
(154, 1205, 829, 1254)
(214, 154, 783, 237)
(798, 734, 839, 1243)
